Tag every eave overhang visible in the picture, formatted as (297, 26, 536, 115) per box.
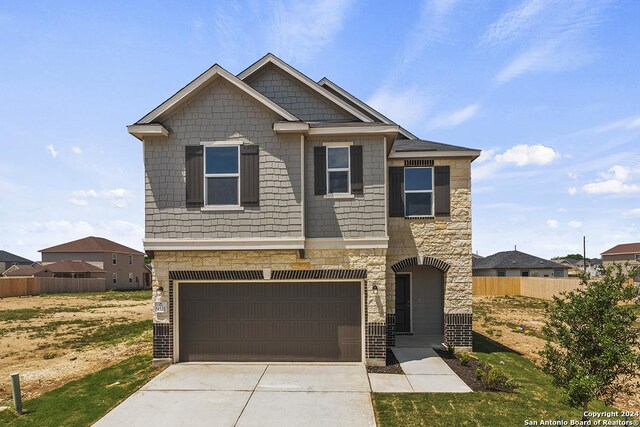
(127, 124, 170, 141)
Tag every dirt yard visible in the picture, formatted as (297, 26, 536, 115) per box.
(473, 295, 640, 414)
(0, 290, 152, 405)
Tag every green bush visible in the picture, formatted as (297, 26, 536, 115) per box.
(447, 343, 456, 354)
(459, 352, 470, 366)
(476, 361, 517, 391)
(475, 367, 485, 381)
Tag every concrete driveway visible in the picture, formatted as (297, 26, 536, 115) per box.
(94, 363, 376, 427)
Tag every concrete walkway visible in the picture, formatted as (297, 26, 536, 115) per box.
(368, 347, 472, 393)
(94, 363, 376, 427)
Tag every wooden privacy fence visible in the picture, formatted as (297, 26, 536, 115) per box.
(473, 276, 583, 300)
(0, 277, 106, 298)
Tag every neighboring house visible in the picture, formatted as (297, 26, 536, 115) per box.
(554, 258, 602, 278)
(39, 236, 145, 290)
(0, 250, 33, 274)
(601, 243, 640, 282)
(2, 260, 106, 278)
(473, 250, 569, 278)
(129, 53, 480, 366)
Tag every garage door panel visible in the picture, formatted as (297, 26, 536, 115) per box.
(178, 281, 361, 362)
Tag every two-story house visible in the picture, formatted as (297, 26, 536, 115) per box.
(40, 236, 145, 290)
(602, 242, 640, 282)
(129, 54, 480, 366)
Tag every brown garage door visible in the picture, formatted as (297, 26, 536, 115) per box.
(178, 281, 362, 362)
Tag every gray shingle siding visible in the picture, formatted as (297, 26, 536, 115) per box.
(305, 136, 386, 238)
(144, 78, 303, 239)
(246, 64, 357, 122)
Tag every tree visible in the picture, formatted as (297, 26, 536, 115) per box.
(540, 264, 640, 418)
(552, 254, 584, 261)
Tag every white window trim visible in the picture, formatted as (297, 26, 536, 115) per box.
(200, 139, 246, 147)
(203, 144, 241, 208)
(128, 255, 133, 266)
(112, 273, 117, 284)
(404, 167, 434, 218)
(326, 145, 351, 195)
(322, 141, 353, 147)
(129, 273, 133, 284)
(112, 253, 117, 265)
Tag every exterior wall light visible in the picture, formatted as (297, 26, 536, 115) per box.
(372, 284, 378, 295)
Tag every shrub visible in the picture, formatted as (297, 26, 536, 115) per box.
(459, 352, 470, 366)
(447, 343, 455, 354)
(43, 353, 56, 360)
(476, 361, 517, 391)
(475, 367, 485, 381)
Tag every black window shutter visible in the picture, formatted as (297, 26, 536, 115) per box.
(314, 146, 327, 195)
(350, 145, 363, 194)
(240, 145, 260, 207)
(434, 165, 450, 216)
(185, 145, 204, 207)
(389, 166, 404, 217)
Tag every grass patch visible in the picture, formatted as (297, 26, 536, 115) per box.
(373, 333, 625, 426)
(39, 290, 152, 301)
(61, 320, 152, 349)
(0, 353, 161, 427)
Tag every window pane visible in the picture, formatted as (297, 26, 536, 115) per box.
(207, 177, 238, 205)
(405, 168, 432, 191)
(205, 146, 238, 174)
(405, 192, 432, 216)
(327, 147, 349, 169)
(328, 171, 349, 193)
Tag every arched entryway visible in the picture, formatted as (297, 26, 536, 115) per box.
(391, 256, 449, 346)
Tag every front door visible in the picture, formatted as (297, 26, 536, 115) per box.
(395, 274, 411, 333)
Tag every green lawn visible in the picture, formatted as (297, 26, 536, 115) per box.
(0, 353, 162, 427)
(373, 333, 626, 427)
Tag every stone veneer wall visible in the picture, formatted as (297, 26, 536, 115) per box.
(386, 157, 473, 349)
(151, 248, 387, 365)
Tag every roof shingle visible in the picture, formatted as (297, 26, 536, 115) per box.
(473, 250, 569, 270)
(40, 236, 143, 255)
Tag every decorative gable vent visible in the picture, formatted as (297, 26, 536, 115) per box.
(404, 159, 434, 167)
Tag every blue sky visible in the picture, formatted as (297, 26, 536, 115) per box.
(1, 0, 639, 261)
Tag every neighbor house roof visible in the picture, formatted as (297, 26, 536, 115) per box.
(2, 264, 39, 277)
(473, 250, 569, 270)
(0, 250, 32, 264)
(39, 260, 106, 274)
(40, 236, 144, 255)
(389, 139, 481, 159)
(601, 242, 640, 256)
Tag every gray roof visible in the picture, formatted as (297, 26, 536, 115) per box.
(473, 250, 569, 270)
(0, 250, 33, 264)
(391, 139, 478, 152)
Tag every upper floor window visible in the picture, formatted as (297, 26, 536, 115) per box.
(129, 255, 133, 266)
(112, 273, 117, 284)
(326, 146, 350, 194)
(205, 145, 240, 206)
(129, 273, 133, 283)
(112, 253, 117, 265)
(404, 167, 433, 217)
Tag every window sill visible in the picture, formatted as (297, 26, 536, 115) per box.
(201, 206, 245, 212)
(404, 215, 434, 219)
(324, 193, 355, 199)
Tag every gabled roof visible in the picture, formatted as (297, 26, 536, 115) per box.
(129, 63, 299, 138)
(473, 250, 569, 270)
(40, 236, 144, 255)
(2, 264, 39, 277)
(389, 139, 481, 159)
(237, 53, 373, 123)
(0, 250, 32, 264)
(318, 77, 417, 140)
(39, 260, 106, 274)
(601, 242, 640, 256)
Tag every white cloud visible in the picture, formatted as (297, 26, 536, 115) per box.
(368, 85, 432, 128)
(69, 188, 133, 208)
(494, 144, 559, 166)
(428, 103, 479, 129)
(71, 146, 82, 154)
(546, 219, 558, 228)
(268, 0, 355, 62)
(69, 198, 88, 207)
(568, 187, 577, 195)
(596, 115, 640, 133)
(568, 220, 582, 228)
(488, 0, 609, 84)
(622, 208, 640, 218)
(582, 165, 640, 195)
(475, 148, 496, 164)
(46, 144, 57, 158)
